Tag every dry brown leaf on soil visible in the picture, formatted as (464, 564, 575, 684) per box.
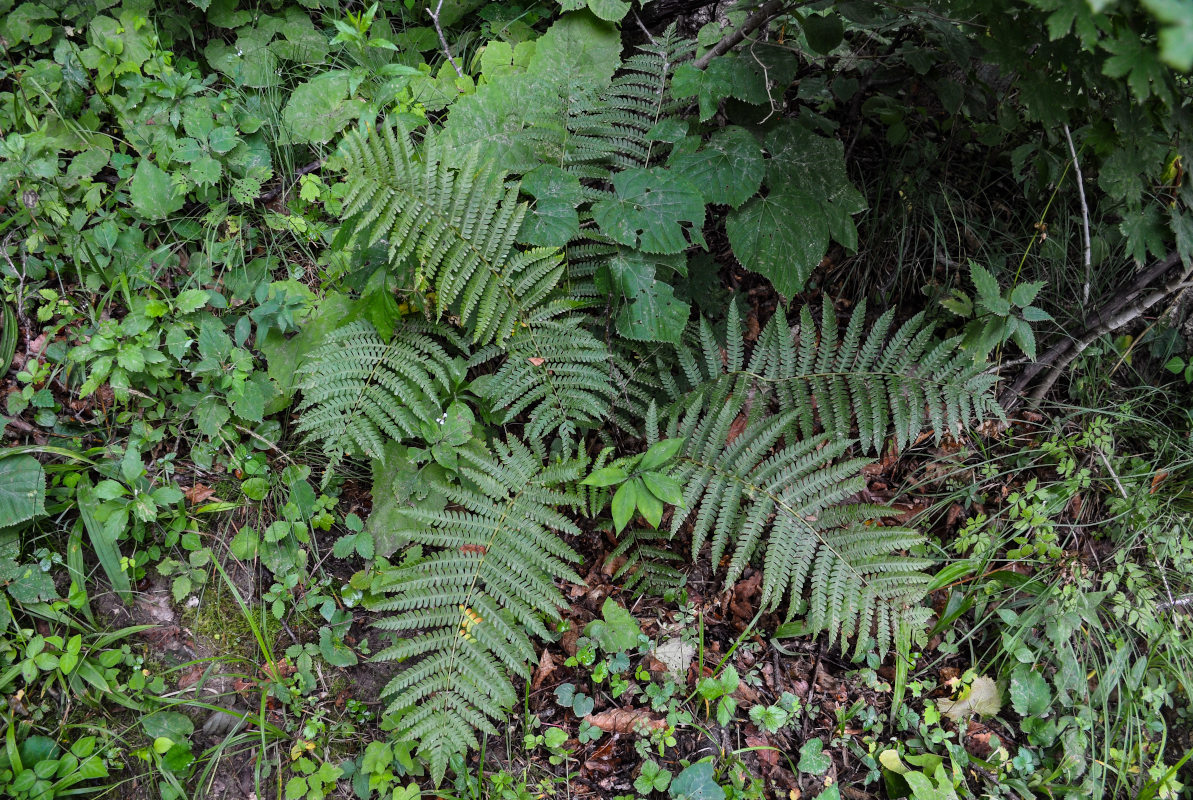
(746, 734, 778, 769)
(583, 708, 666, 733)
(185, 484, 217, 504)
(726, 413, 749, 445)
(532, 649, 556, 690)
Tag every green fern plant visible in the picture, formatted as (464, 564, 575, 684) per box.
(367, 437, 586, 784)
(337, 124, 568, 346)
(295, 320, 460, 469)
(639, 299, 1005, 453)
(469, 313, 616, 445)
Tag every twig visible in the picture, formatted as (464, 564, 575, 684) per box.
(694, 0, 789, 69)
(1063, 125, 1092, 305)
(1096, 449, 1127, 499)
(1024, 277, 1193, 405)
(1001, 251, 1189, 408)
(1157, 594, 1193, 613)
(428, 0, 463, 78)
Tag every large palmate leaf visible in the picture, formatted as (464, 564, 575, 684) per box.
(281, 71, 368, 145)
(602, 249, 690, 343)
(728, 122, 865, 297)
(592, 167, 706, 254)
(669, 126, 765, 209)
(726, 188, 829, 297)
(527, 10, 622, 92)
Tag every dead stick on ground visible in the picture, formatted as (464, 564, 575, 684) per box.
(429, 0, 463, 78)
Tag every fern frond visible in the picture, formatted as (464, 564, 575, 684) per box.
(295, 321, 458, 469)
(670, 300, 1004, 452)
(664, 389, 932, 655)
(338, 125, 566, 345)
(566, 30, 694, 173)
(470, 314, 616, 446)
(605, 526, 686, 598)
(366, 438, 586, 784)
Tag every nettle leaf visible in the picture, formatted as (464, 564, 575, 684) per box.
(727, 123, 865, 297)
(130, 160, 184, 220)
(669, 126, 764, 209)
(282, 71, 368, 145)
(601, 249, 690, 344)
(592, 167, 706, 254)
(519, 165, 582, 247)
(0, 454, 46, 525)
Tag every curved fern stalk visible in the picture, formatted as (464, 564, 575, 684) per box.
(295, 320, 459, 469)
(664, 391, 933, 656)
(470, 313, 616, 446)
(669, 300, 1005, 453)
(337, 124, 566, 346)
(367, 438, 586, 785)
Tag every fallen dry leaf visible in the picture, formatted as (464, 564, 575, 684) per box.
(532, 649, 556, 690)
(746, 734, 778, 769)
(185, 484, 217, 504)
(726, 413, 749, 445)
(528, 357, 546, 367)
(584, 708, 666, 733)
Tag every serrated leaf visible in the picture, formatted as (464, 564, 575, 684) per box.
(1010, 665, 1051, 717)
(1009, 281, 1044, 308)
(605, 249, 691, 344)
(727, 188, 828, 297)
(282, 71, 367, 145)
(969, 262, 1001, 305)
(798, 738, 832, 774)
(528, 10, 621, 93)
(519, 165, 582, 247)
(130, 160, 184, 220)
(593, 167, 706, 254)
(0, 454, 45, 525)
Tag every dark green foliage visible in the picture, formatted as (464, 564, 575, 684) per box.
(367, 438, 586, 784)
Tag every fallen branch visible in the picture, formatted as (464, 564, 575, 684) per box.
(1001, 250, 1188, 409)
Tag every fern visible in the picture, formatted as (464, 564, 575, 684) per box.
(605, 526, 686, 598)
(663, 394, 933, 655)
(470, 313, 616, 446)
(367, 438, 586, 784)
(338, 125, 567, 346)
(295, 320, 459, 469)
(565, 29, 694, 177)
(651, 300, 1005, 453)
